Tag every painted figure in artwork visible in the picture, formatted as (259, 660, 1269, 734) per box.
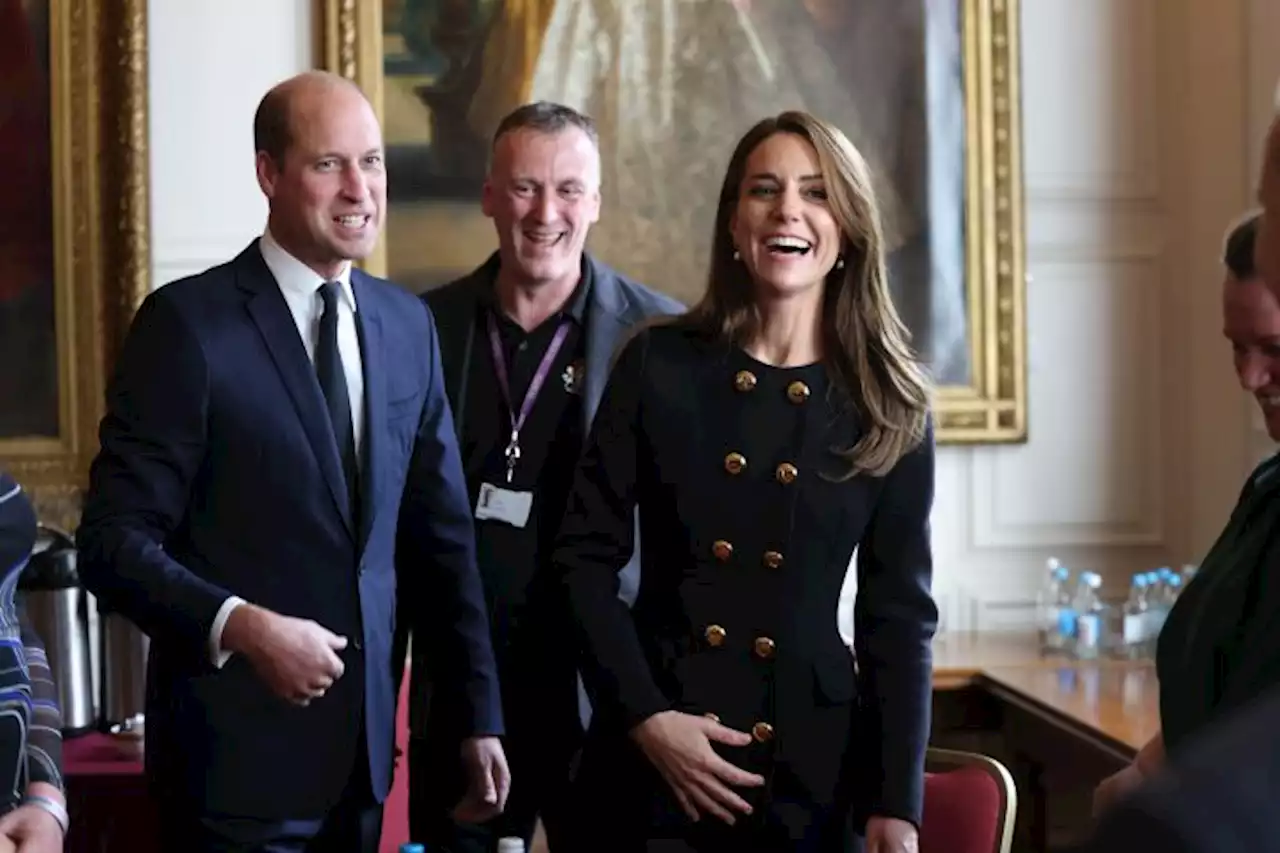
(393, 0, 969, 381)
(466, 0, 910, 301)
(456, 0, 969, 382)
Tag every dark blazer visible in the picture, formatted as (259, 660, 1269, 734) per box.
(406, 252, 684, 738)
(552, 322, 938, 847)
(1078, 683, 1280, 853)
(1155, 452, 1280, 756)
(76, 242, 502, 820)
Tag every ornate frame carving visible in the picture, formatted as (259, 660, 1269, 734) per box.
(317, 0, 1026, 444)
(1, 0, 151, 530)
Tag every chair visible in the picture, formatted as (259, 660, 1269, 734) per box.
(919, 747, 1017, 853)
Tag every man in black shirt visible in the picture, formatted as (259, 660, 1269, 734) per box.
(404, 102, 683, 852)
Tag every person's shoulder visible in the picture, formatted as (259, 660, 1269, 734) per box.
(141, 252, 249, 324)
(588, 255, 687, 319)
(423, 272, 481, 306)
(618, 276, 686, 318)
(614, 315, 710, 373)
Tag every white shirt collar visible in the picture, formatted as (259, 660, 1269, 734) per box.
(258, 229, 357, 311)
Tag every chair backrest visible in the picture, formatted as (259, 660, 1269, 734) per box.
(920, 747, 1017, 853)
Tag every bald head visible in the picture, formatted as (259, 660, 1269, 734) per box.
(1254, 116, 1280, 291)
(254, 71, 371, 167)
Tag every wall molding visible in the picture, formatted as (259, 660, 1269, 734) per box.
(971, 257, 1165, 549)
(1022, 0, 1162, 202)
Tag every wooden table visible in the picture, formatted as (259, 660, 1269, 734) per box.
(929, 631, 1160, 851)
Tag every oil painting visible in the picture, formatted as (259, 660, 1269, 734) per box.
(0, 0, 56, 439)
(320, 0, 1026, 442)
(0, 0, 151, 530)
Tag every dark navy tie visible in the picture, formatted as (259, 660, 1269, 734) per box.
(316, 281, 359, 520)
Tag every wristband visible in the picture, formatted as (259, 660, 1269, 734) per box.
(21, 794, 68, 835)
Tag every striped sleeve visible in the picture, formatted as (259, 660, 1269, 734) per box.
(19, 601, 63, 792)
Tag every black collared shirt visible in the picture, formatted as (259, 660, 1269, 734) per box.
(459, 264, 591, 646)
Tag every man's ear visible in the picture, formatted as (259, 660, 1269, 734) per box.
(481, 178, 495, 219)
(256, 151, 279, 198)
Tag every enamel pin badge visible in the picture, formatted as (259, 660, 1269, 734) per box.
(562, 360, 584, 395)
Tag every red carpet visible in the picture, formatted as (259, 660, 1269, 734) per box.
(380, 667, 412, 852)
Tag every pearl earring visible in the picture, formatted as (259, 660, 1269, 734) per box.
(733, 248, 741, 261)
(835, 256, 845, 270)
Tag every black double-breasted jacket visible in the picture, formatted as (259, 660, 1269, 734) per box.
(553, 321, 939, 841)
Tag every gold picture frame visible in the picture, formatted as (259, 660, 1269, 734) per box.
(0, 0, 151, 531)
(317, 0, 1026, 444)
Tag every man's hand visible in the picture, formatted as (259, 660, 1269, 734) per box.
(1092, 762, 1144, 818)
(865, 816, 918, 853)
(630, 710, 765, 824)
(0, 804, 62, 853)
(452, 736, 510, 824)
(221, 604, 347, 705)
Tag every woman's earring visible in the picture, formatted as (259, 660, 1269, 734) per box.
(835, 256, 845, 270)
(733, 248, 741, 261)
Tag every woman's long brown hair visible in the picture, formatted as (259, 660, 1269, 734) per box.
(684, 111, 932, 477)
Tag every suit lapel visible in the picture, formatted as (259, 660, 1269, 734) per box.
(238, 246, 355, 539)
(353, 271, 386, 551)
(582, 261, 634, 429)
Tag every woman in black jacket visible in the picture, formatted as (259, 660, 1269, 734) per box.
(552, 111, 937, 852)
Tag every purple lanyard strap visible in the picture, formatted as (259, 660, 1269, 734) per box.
(487, 312, 571, 482)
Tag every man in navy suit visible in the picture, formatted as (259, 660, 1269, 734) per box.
(76, 71, 508, 852)
(405, 101, 684, 852)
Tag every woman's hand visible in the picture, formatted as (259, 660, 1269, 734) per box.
(1092, 762, 1145, 818)
(0, 804, 62, 853)
(866, 816, 918, 853)
(630, 710, 765, 824)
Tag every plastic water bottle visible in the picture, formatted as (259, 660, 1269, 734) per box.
(498, 838, 526, 853)
(1119, 574, 1150, 659)
(1037, 557, 1074, 654)
(1072, 571, 1104, 659)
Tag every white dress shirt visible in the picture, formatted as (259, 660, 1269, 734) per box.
(208, 231, 366, 667)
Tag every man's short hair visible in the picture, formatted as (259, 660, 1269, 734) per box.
(491, 101, 599, 151)
(254, 86, 293, 166)
(1224, 212, 1261, 280)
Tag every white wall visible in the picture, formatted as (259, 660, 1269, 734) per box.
(149, 0, 313, 285)
(148, 0, 1278, 632)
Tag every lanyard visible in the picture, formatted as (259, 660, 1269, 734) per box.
(487, 312, 571, 482)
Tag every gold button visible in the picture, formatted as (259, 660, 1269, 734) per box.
(752, 722, 774, 743)
(734, 370, 758, 392)
(775, 462, 798, 485)
(786, 381, 810, 404)
(762, 550, 784, 569)
(724, 452, 747, 475)
(705, 625, 727, 647)
(753, 637, 776, 659)
(712, 540, 734, 562)
(704, 712, 721, 724)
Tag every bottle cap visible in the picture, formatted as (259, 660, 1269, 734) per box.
(399, 845, 426, 853)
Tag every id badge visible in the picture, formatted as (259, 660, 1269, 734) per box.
(475, 482, 534, 528)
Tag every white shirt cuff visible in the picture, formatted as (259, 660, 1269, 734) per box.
(209, 596, 246, 668)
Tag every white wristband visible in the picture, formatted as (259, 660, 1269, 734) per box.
(22, 794, 68, 835)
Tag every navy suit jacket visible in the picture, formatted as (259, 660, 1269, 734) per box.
(77, 242, 502, 820)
